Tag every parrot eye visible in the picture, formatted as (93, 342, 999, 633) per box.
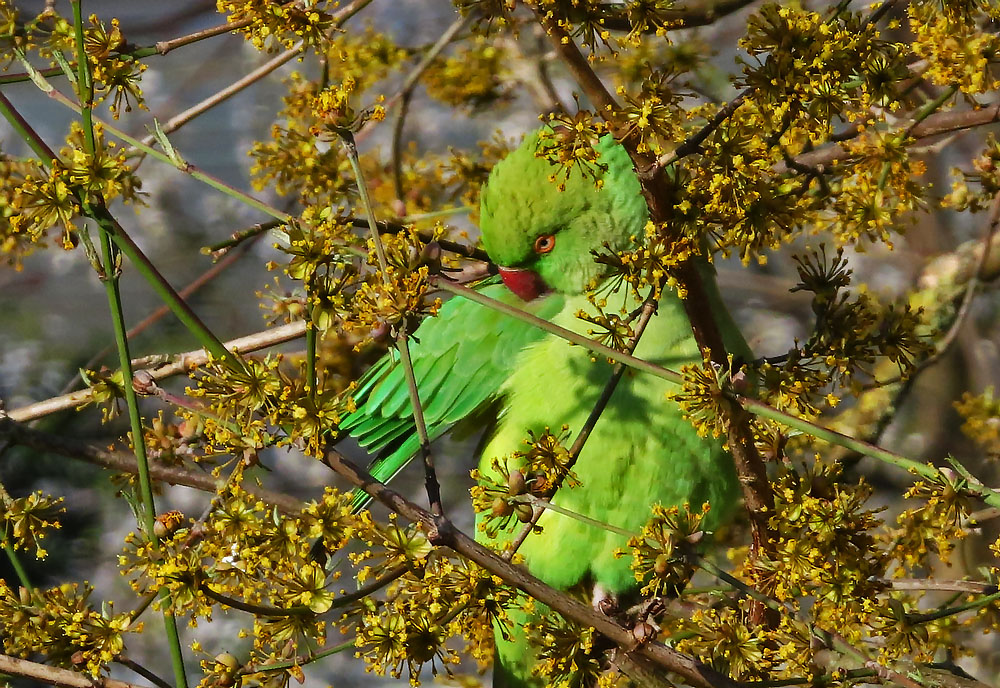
(533, 234, 555, 254)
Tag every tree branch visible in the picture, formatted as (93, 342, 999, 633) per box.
(0, 418, 304, 515)
(0, 654, 145, 688)
(595, 0, 757, 32)
(321, 446, 743, 688)
(528, 3, 775, 572)
(785, 103, 1000, 172)
(4, 321, 306, 422)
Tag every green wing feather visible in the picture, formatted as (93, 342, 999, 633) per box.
(341, 279, 564, 510)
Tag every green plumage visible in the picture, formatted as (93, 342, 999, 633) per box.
(342, 279, 565, 507)
(341, 130, 747, 687)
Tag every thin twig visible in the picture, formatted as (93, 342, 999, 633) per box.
(355, 12, 474, 145)
(506, 294, 660, 556)
(384, 12, 476, 196)
(656, 89, 750, 169)
(0, 654, 145, 688)
(0, 417, 305, 513)
(115, 657, 174, 688)
(61, 232, 264, 395)
(866, 190, 1000, 390)
(349, 217, 491, 263)
(5, 321, 306, 422)
(595, 0, 757, 32)
(341, 132, 443, 517)
(877, 578, 998, 594)
(135, 43, 305, 153)
(203, 219, 286, 255)
(787, 103, 1000, 172)
(200, 584, 313, 617)
(135, 0, 374, 155)
(0, 16, 252, 86)
(390, 88, 413, 203)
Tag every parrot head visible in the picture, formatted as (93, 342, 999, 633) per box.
(479, 130, 649, 300)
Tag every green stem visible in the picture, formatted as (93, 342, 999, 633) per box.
(878, 85, 958, 189)
(71, 6, 188, 687)
(0, 89, 241, 372)
(341, 131, 441, 515)
(239, 638, 356, 676)
(907, 590, 1000, 624)
(27, 68, 291, 223)
(905, 85, 959, 136)
(432, 277, 684, 384)
(516, 495, 634, 536)
(3, 539, 32, 590)
(100, 207, 243, 371)
(433, 278, 1000, 510)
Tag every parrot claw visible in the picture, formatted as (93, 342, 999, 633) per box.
(592, 584, 619, 616)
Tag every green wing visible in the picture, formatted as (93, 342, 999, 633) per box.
(341, 280, 565, 510)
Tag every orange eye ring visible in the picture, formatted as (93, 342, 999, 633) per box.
(533, 234, 555, 254)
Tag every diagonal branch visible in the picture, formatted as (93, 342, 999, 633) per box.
(0, 654, 145, 688)
(0, 417, 305, 514)
(4, 321, 306, 422)
(505, 291, 660, 556)
(322, 446, 742, 688)
(595, 0, 758, 32)
(784, 103, 1000, 173)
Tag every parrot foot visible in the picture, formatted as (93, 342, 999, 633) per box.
(623, 598, 665, 649)
(627, 596, 667, 622)
(591, 584, 619, 616)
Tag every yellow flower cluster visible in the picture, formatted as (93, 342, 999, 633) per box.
(891, 468, 975, 569)
(0, 490, 64, 559)
(216, 0, 334, 52)
(8, 124, 142, 252)
(84, 14, 147, 116)
(471, 427, 578, 539)
(423, 37, 512, 110)
(954, 387, 1000, 459)
(910, 3, 1000, 95)
(674, 602, 774, 680)
(351, 514, 519, 684)
(673, 354, 740, 439)
(0, 581, 140, 677)
(524, 608, 603, 687)
(118, 485, 360, 675)
(590, 221, 697, 300)
(618, 502, 709, 597)
(943, 134, 1000, 213)
(741, 5, 902, 132)
(535, 111, 610, 190)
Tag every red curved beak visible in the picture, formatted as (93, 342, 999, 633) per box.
(498, 266, 548, 302)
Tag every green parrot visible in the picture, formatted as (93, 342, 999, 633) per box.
(340, 130, 748, 686)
